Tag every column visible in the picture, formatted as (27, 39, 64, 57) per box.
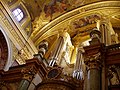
(97, 17, 117, 45)
(84, 29, 103, 90)
(73, 48, 84, 80)
(34, 41, 49, 66)
(49, 31, 67, 66)
(49, 36, 64, 66)
(18, 80, 30, 90)
(18, 68, 35, 90)
(84, 53, 102, 90)
(89, 28, 101, 45)
(38, 41, 48, 59)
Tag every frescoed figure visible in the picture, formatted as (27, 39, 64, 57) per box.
(44, 0, 69, 20)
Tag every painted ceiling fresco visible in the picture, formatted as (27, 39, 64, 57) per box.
(72, 14, 101, 29)
(43, 0, 85, 20)
(69, 14, 101, 38)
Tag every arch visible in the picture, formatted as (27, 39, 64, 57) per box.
(0, 26, 12, 71)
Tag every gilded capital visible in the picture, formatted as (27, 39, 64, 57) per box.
(84, 53, 102, 70)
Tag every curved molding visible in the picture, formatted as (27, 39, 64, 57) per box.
(33, 1, 120, 45)
(0, 26, 12, 71)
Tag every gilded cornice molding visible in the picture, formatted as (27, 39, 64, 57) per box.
(33, 1, 120, 45)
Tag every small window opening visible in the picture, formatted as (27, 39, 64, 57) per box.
(12, 8, 24, 22)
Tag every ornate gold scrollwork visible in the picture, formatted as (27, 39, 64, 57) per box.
(84, 52, 102, 70)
